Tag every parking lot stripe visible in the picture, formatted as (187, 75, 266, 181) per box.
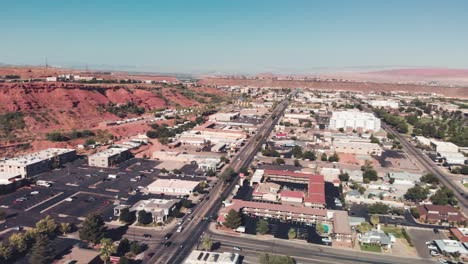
(24, 192, 64, 212)
(40, 192, 78, 214)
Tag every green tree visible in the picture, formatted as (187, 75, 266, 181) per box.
(119, 208, 136, 224)
(315, 223, 325, 235)
(138, 210, 153, 225)
(356, 222, 372, 233)
(430, 186, 457, 205)
(8, 233, 28, 253)
(367, 203, 390, 214)
(410, 207, 420, 218)
(273, 158, 285, 165)
(256, 219, 269, 235)
(404, 185, 429, 202)
(328, 152, 340, 162)
(293, 159, 301, 167)
(220, 167, 236, 182)
(291, 145, 303, 158)
(201, 237, 213, 251)
(420, 173, 439, 184)
(223, 209, 242, 229)
(302, 151, 316, 161)
(35, 215, 57, 236)
(129, 241, 145, 254)
(259, 253, 295, 264)
(99, 238, 116, 264)
(339, 172, 350, 182)
(321, 153, 328, 161)
(370, 134, 380, 144)
(29, 235, 55, 264)
(370, 214, 380, 226)
(288, 228, 296, 240)
(116, 238, 130, 256)
(0, 242, 13, 262)
(79, 213, 107, 244)
(363, 168, 378, 182)
(59, 222, 72, 235)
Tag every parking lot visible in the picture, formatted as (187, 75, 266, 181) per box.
(0, 186, 61, 211)
(407, 227, 447, 258)
(44, 192, 115, 220)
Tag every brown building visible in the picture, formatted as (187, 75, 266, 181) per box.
(416, 204, 466, 224)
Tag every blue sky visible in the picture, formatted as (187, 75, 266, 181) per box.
(1, 0, 467, 74)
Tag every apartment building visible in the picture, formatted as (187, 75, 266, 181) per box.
(329, 110, 381, 132)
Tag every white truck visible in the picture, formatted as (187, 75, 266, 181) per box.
(108, 174, 118, 179)
(36, 180, 51, 187)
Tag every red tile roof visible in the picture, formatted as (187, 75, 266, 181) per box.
(450, 228, 468, 243)
(280, 190, 304, 199)
(417, 205, 466, 222)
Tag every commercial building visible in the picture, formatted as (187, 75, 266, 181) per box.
(332, 210, 353, 248)
(129, 198, 178, 223)
(0, 148, 77, 177)
(208, 112, 240, 122)
(433, 239, 468, 255)
(387, 172, 422, 186)
(332, 142, 383, 156)
(450, 227, 468, 243)
(88, 147, 131, 168)
(184, 250, 240, 264)
(438, 152, 466, 165)
(147, 179, 199, 195)
(430, 140, 459, 153)
(329, 111, 381, 132)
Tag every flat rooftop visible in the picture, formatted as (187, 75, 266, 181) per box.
(89, 147, 129, 158)
(0, 148, 75, 166)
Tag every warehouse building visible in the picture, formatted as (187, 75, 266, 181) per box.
(0, 148, 77, 177)
(147, 179, 200, 195)
(88, 147, 131, 168)
(332, 142, 383, 156)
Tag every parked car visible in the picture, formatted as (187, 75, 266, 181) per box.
(431, 251, 441, 256)
(143, 234, 152, 238)
(428, 245, 438, 251)
(433, 228, 439, 234)
(164, 233, 172, 240)
(30, 191, 39, 195)
(176, 226, 184, 233)
(233, 246, 241, 251)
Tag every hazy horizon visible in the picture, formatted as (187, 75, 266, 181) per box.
(2, 0, 468, 74)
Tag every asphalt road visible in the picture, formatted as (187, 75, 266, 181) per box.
(146, 97, 291, 264)
(207, 231, 434, 264)
(382, 123, 468, 215)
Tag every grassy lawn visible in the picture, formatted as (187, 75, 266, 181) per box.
(382, 226, 403, 238)
(360, 244, 382, 253)
(464, 183, 468, 188)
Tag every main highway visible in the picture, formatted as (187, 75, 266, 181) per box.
(146, 95, 291, 264)
(382, 123, 468, 215)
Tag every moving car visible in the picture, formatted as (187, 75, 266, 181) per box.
(164, 233, 172, 240)
(164, 241, 172, 247)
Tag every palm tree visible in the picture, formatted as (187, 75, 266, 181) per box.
(201, 237, 213, 251)
(99, 238, 116, 264)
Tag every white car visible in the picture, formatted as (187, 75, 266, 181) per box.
(428, 245, 438, 250)
(425, 241, 433, 245)
(65, 197, 74, 202)
(176, 226, 184, 233)
(431, 251, 441, 256)
(30, 191, 39, 195)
